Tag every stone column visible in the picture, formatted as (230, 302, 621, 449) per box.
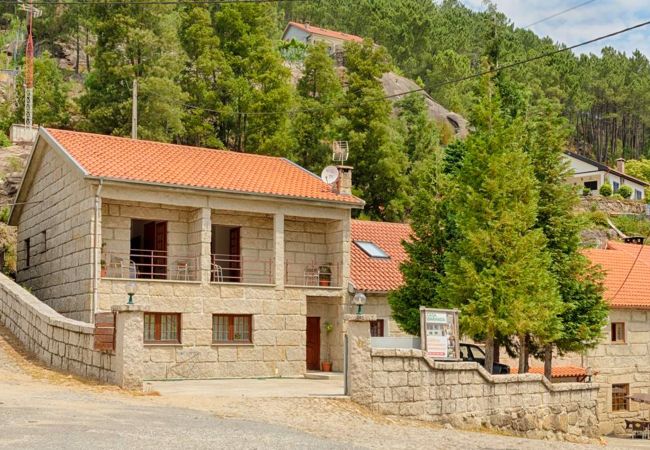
(273, 212, 285, 289)
(344, 313, 376, 405)
(198, 207, 212, 284)
(112, 304, 150, 390)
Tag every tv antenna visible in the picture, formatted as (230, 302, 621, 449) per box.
(320, 165, 339, 185)
(20, 0, 42, 129)
(332, 141, 349, 163)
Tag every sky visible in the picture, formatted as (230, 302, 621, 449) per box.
(462, 0, 650, 57)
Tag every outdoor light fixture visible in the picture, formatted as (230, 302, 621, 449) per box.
(126, 281, 137, 305)
(352, 292, 367, 315)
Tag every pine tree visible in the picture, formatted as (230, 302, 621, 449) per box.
(291, 42, 343, 172)
(441, 79, 563, 373)
(522, 100, 608, 377)
(79, 4, 186, 141)
(337, 40, 410, 221)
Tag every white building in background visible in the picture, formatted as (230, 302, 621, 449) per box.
(281, 21, 364, 56)
(564, 151, 648, 200)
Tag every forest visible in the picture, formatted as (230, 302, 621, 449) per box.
(2, 0, 650, 221)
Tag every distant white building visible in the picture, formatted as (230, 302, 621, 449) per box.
(564, 151, 648, 200)
(281, 21, 364, 57)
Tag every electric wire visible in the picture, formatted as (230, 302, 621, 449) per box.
(521, 0, 598, 29)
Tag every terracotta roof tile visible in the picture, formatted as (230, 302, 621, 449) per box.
(287, 21, 364, 43)
(43, 128, 363, 205)
(350, 220, 411, 292)
(583, 241, 650, 309)
(511, 366, 587, 378)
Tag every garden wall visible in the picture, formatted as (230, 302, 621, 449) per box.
(346, 316, 600, 442)
(0, 272, 114, 383)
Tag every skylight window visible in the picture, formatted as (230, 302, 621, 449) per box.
(354, 240, 390, 259)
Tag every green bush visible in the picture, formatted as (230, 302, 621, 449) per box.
(618, 185, 633, 199)
(611, 215, 650, 238)
(600, 182, 613, 197)
(582, 186, 591, 197)
(0, 132, 10, 148)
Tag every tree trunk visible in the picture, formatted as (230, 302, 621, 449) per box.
(85, 29, 91, 72)
(543, 344, 553, 380)
(484, 334, 495, 375)
(517, 333, 528, 374)
(493, 341, 500, 364)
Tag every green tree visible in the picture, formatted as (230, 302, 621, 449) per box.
(441, 80, 563, 373)
(522, 100, 608, 376)
(337, 40, 410, 220)
(290, 42, 343, 171)
(15, 51, 70, 127)
(626, 159, 650, 184)
(79, 4, 186, 141)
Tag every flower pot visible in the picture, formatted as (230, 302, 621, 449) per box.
(100, 267, 107, 277)
(321, 361, 332, 372)
(319, 278, 331, 287)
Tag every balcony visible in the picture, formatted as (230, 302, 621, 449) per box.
(211, 253, 273, 285)
(103, 250, 200, 281)
(285, 262, 342, 288)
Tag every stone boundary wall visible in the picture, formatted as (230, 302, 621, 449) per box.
(577, 196, 646, 215)
(346, 317, 600, 442)
(0, 272, 114, 383)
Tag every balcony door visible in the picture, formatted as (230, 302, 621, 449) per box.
(131, 220, 167, 279)
(211, 225, 241, 282)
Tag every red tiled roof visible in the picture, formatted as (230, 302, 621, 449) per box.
(350, 220, 411, 292)
(42, 128, 363, 205)
(511, 366, 587, 378)
(286, 21, 364, 43)
(583, 241, 650, 309)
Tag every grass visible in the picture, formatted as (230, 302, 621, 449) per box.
(610, 215, 650, 238)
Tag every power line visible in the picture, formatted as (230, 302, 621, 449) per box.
(610, 240, 647, 301)
(231, 17, 650, 117)
(522, 0, 598, 29)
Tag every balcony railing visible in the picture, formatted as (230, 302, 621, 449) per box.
(103, 250, 200, 281)
(285, 262, 341, 288)
(211, 254, 273, 284)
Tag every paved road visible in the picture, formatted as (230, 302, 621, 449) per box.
(0, 325, 641, 449)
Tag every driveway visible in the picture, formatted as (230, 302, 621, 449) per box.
(0, 324, 641, 450)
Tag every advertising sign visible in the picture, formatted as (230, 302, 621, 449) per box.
(420, 307, 459, 360)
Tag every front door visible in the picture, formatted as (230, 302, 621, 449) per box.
(306, 317, 320, 371)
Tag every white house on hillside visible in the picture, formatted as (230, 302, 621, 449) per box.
(564, 151, 648, 200)
(281, 21, 364, 58)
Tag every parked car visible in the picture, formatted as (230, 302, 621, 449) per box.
(459, 342, 510, 374)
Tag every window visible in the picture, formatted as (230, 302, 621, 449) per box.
(354, 240, 389, 259)
(213, 314, 252, 344)
(612, 384, 629, 411)
(41, 230, 46, 252)
(370, 319, 385, 337)
(130, 220, 168, 279)
(613, 181, 620, 192)
(24, 238, 30, 267)
(583, 181, 598, 191)
(611, 322, 625, 343)
(636, 189, 643, 200)
(144, 313, 181, 344)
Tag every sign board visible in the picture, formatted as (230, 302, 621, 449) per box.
(419, 307, 460, 360)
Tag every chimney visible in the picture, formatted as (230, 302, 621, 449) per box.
(616, 158, 625, 174)
(335, 165, 353, 195)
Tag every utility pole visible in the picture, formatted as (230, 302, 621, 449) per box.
(131, 78, 138, 139)
(24, 0, 34, 129)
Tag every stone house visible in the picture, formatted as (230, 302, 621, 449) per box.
(350, 221, 650, 434)
(281, 21, 364, 61)
(10, 128, 365, 379)
(564, 152, 648, 199)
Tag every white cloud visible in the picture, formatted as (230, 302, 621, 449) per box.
(462, 0, 650, 57)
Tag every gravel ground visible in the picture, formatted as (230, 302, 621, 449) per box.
(0, 325, 640, 450)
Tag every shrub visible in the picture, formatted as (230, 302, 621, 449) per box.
(0, 132, 10, 148)
(618, 185, 633, 199)
(600, 182, 613, 197)
(582, 187, 591, 197)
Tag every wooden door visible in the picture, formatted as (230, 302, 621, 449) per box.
(153, 221, 167, 279)
(229, 227, 241, 282)
(306, 317, 320, 371)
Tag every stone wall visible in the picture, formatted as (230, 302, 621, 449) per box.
(552, 308, 650, 435)
(16, 143, 96, 321)
(577, 196, 647, 215)
(0, 272, 114, 383)
(363, 293, 408, 337)
(346, 317, 600, 442)
(98, 279, 331, 379)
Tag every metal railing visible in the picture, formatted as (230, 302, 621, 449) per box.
(211, 254, 273, 284)
(285, 261, 341, 287)
(103, 250, 200, 281)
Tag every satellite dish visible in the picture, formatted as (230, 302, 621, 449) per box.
(321, 166, 339, 184)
